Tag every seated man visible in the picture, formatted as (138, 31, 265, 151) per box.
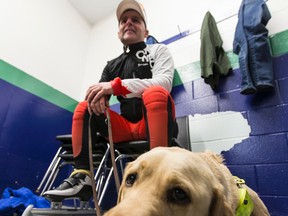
(43, 0, 177, 202)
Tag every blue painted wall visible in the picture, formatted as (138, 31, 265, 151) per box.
(0, 78, 73, 194)
(169, 53, 288, 215)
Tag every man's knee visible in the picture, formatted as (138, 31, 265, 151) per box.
(142, 86, 170, 105)
(73, 101, 88, 121)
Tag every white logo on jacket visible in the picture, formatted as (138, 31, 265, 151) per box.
(136, 49, 154, 68)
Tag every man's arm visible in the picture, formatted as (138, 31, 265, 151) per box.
(111, 44, 175, 98)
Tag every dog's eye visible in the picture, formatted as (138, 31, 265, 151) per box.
(126, 173, 137, 187)
(167, 187, 190, 205)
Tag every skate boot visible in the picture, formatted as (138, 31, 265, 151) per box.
(43, 173, 93, 209)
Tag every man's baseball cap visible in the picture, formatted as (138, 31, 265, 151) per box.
(116, 0, 147, 26)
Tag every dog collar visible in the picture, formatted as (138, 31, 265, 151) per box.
(234, 177, 254, 216)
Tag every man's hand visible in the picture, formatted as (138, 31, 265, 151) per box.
(87, 95, 109, 115)
(85, 82, 114, 115)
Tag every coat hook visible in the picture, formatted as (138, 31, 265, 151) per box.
(177, 25, 182, 36)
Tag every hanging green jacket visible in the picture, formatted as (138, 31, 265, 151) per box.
(200, 11, 232, 90)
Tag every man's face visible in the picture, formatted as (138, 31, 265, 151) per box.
(118, 10, 148, 46)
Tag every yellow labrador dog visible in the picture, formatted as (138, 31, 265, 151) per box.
(104, 147, 269, 216)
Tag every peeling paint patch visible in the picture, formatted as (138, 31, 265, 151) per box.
(189, 111, 251, 154)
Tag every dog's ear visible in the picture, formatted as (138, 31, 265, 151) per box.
(209, 188, 234, 216)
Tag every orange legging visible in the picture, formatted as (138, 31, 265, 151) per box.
(71, 86, 176, 169)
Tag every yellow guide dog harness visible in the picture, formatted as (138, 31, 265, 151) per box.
(234, 177, 254, 216)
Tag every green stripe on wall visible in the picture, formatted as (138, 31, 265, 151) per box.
(172, 69, 182, 86)
(0, 60, 78, 112)
(172, 51, 239, 88)
(173, 29, 288, 87)
(0, 29, 287, 108)
(270, 30, 288, 57)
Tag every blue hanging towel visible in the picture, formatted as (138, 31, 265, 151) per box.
(0, 187, 50, 215)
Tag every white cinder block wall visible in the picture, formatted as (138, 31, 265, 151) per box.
(189, 112, 251, 153)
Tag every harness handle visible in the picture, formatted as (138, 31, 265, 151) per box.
(106, 108, 121, 191)
(88, 115, 102, 216)
(88, 107, 121, 216)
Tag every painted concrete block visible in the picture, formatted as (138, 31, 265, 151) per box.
(193, 78, 215, 99)
(245, 85, 280, 108)
(0, 79, 15, 141)
(273, 54, 288, 79)
(248, 104, 288, 135)
(223, 134, 288, 164)
(193, 68, 242, 99)
(219, 86, 280, 112)
(2, 153, 31, 189)
(171, 82, 193, 104)
(191, 138, 246, 153)
(189, 111, 250, 153)
(216, 69, 242, 92)
(110, 103, 120, 113)
(278, 77, 288, 104)
(218, 90, 249, 112)
(257, 164, 288, 196)
(190, 95, 218, 114)
(175, 95, 218, 117)
(261, 196, 288, 216)
(226, 165, 257, 191)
